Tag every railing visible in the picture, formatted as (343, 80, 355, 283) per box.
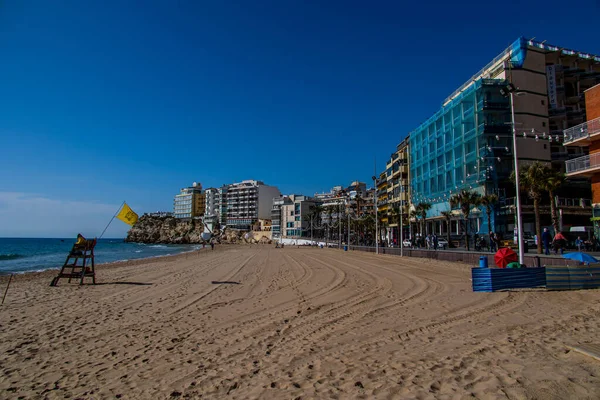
(549, 107, 567, 116)
(503, 196, 591, 207)
(563, 116, 600, 144)
(556, 197, 592, 207)
(478, 99, 509, 110)
(565, 153, 600, 175)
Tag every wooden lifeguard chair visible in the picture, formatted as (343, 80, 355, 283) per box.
(50, 236, 97, 286)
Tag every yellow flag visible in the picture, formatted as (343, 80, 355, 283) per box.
(116, 203, 139, 226)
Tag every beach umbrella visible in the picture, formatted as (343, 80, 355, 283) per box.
(494, 247, 518, 268)
(562, 252, 599, 264)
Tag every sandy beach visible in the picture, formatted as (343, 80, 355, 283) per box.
(1, 246, 599, 399)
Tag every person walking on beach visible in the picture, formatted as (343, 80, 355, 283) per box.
(433, 234, 438, 251)
(210, 242, 215, 251)
(541, 228, 552, 255)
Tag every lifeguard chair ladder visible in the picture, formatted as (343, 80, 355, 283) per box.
(50, 239, 97, 286)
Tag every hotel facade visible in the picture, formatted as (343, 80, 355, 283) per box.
(409, 37, 599, 237)
(173, 182, 205, 219)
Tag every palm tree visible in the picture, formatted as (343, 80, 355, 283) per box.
(388, 205, 400, 245)
(480, 194, 499, 240)
(543, 170, 565, 236)
(449, 189, 481, 251)
(378, 214, 389, 244)
(416, 202, 432, 236)
(512, 161, 547, 254)
(409, 209, 420, 236)
(440, 211, 452, 246)
(354, 194, 363, 217)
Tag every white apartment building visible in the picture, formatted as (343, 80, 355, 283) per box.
(280, 195, 319, 238)
(225, 180, 280, 230)
(204, 187, 219, 219)
(271, 196, 292, 240)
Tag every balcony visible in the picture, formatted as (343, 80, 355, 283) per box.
(482, 122, 511, 134)
(565, 153, 600, 177)
(563, 116, 600, 146)
(478, 99, 509, 110)
(549, 107, 567, 117)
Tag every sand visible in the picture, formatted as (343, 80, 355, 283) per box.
(1, 246, 599, 399)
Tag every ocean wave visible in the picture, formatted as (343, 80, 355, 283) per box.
(149, 245, 167, 248)
(0, 253, 26, 261)
(135, 250, 142, 253)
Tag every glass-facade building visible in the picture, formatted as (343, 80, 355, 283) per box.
(410, 36, 600, 236)
(410, 79, 512, 233)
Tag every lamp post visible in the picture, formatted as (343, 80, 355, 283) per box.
(373, 175, 379, 254)
(400, 190, 404, 257)
(501, 83, 526, 265)
(348, 212, 351, 248)
(338, 202, 342, 249)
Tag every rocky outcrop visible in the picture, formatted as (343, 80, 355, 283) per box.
(125, 215, 272, 245)
(125, 215, 200, 244)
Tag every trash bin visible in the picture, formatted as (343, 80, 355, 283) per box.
(479, 256, 488, 268)
(344, 245, 348, 252)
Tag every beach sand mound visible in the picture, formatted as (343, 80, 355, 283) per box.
(1, 247, 599, 399)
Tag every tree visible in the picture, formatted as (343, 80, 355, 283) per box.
(304, 204, 324, 240)
(378, 214, 388, 244)
(449, 190, 481, 251)
(543, 170, 565, 236)
(409, 209, 420, 236)
(354, 194, 363, 218)
(512, 162, 547, 254)
(388, 205, 400, 244)
(416, 202, 432, 236)
(440, 211, 452, 246)
(480, 194, 499, 239)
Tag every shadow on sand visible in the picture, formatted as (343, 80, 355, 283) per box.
(96, 282, 153, 286)
(211, 281, 240, 285)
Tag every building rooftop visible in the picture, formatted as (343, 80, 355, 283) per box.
(444, 37, 600, 106)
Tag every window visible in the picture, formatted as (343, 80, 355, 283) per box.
(295, 216, 301, 221)
(541, 100, 545, 105)
(542, 122, 546, 127)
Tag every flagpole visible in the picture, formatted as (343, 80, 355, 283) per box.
(99, 201, 125, 239)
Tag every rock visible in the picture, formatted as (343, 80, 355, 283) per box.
(125, 215, 252, 245)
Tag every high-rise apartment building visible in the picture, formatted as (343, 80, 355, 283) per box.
(173, 182, 205, 219)
(376, 171, 388, 225)
(225, 180, 280, 230)
(409, 37, 599, 236)
(565, 83, 600, 235)
(385, 136, 410, 243)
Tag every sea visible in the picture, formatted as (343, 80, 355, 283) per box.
(0, 238, 200, 275)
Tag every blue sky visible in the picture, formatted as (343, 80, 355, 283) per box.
(1, 0, 598, 237)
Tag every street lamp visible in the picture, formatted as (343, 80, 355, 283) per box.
(400, 187, 404, 257)
(372, 175, 379, 254)
(500, 83, 526, 265)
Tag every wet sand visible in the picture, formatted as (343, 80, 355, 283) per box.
(1, 246, 599, 399)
